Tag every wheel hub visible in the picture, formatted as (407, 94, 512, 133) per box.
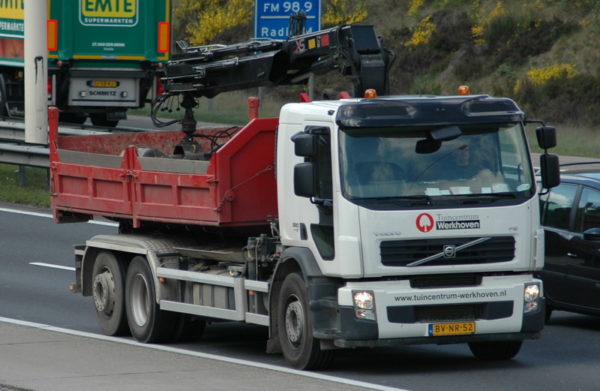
(131, 273, 150, 327)
(285, 298, 304, 346)
(93, 271, 115, 314)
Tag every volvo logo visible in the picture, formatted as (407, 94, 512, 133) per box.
(443, 245, 457, 258)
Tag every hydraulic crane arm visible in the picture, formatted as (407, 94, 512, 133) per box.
(162, 24, 392, 99)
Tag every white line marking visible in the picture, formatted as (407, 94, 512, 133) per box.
(30, 262, 76, 271)
(0, 206, 118, 227)
(0, 316, 410, 391)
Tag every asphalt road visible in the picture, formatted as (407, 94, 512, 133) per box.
(1, 205, 600, 390)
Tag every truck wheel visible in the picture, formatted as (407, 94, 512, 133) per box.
(125, 256, 177, 343)
(90, 113, 118, 127)
(91, 251, 129, 335)
(60, 112, 87, 125)
(468, 340, 523, 360)
(277, 273, 334, 369)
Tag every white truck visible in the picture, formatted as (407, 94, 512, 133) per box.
(53, 24, 560, 369)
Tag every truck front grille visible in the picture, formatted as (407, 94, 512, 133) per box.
(387, 301, 514, 323)
(380, 236, 515, 267)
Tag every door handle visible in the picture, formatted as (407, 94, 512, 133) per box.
(567, 252, 579, 258)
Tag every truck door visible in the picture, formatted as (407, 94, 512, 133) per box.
(293, 127, 335, 260)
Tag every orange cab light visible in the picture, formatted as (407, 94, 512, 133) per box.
(457, 85, 471, 95)
(47, 19, 58, 51)
(364, 89, 378, 99)
(157, 22, 170, 54)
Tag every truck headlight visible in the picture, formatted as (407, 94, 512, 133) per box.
(523, 283, 540, 313)
(353, 291, 375, 320)
(353, 291, 374, 309)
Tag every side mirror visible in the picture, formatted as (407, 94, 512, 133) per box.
(583, 228, 600, 241)
(294, 162, 316, 197)
(540, 153, 560, 189)
(536, 126, 557, 149)
(292, 133, 317, 157)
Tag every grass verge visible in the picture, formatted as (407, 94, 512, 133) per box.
(0, 165, 50, 208)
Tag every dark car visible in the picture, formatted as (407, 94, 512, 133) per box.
(538, 162, 600, 320)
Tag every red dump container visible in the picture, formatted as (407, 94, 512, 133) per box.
(49, 115, 279, 229)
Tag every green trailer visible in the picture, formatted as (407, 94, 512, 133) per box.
(0, 0, 171, 126)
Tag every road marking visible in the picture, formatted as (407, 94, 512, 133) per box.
(30, 262, 76, 271)
(0, 316, 410, 391)
(0, 206, 118, 227)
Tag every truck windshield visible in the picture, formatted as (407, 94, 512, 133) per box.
(339, 123, 534, 206)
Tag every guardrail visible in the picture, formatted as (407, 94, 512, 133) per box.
(0, 142, 49, 168)
(0, 118, 155, 169)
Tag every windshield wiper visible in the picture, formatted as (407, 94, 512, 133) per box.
(460, 192, 517, 198)
(456, 192, 518, 204)
(365, 195, 433, 205)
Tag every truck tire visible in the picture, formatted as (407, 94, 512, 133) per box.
(60, 112, 87, 125)
(90, 113, 118, 128)
(125, 256, 178, 343)
(91, 251, 129, 336)
(468, 340, 522, 360)
(277, 272, 334, 369)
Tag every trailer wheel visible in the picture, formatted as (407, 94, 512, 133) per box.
(468, 340, 523, 360)
(0, 74, 7, 117)
(91, 251, 129, 335)
(90, 113, 118, 128)
(59, 112, 87, 125)
(277, 273, 334, 369)
(125, 256, 177, 343)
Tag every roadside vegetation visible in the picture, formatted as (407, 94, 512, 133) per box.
(172, 0, 600, 128)
(4, 0, 600, 208)
(0, 165, 50, 207)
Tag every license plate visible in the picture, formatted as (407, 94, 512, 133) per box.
(87, 80, 119, 88)
(429, 321, 476, 336)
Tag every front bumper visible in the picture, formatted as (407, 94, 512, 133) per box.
(310, 275, 544, 348)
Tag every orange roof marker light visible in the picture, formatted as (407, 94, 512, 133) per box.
(457, 85, 471, 95)
(364, 89, 378, 99)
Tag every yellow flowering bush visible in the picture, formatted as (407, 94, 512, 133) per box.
(322, 0, 368, 26)
(471, 0, 506, 45)
(527, 64, 578, 85)
(407, 0, 424, 17)
(177, 0, 253, 46)
(404, 16, 436, 47)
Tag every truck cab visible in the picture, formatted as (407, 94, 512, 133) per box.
(275, 94, 549, 363)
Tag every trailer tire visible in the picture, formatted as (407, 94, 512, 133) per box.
(0, 74, 7, 118)
(90, 113, 118, 128)
(468, 340, 522, 361)
(91, 251, 129, 336)
(60, 112, 87, 125)
(125, 256, 178, 343)
(277, 273, 334, 369)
